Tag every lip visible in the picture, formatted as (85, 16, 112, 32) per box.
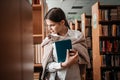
(49, 30, 53, 32)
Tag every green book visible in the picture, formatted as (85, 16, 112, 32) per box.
(53, 39, 72, 62)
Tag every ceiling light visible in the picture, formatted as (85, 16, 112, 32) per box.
(72, 6, 83, 9)
(61, 0, 64, 2)
(68, 12, 77, 14)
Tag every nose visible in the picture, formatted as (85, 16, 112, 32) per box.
(48, 26, 52, 30)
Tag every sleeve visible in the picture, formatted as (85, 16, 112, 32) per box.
(46, 53, 63, 72)
(72, 42, 91, 68)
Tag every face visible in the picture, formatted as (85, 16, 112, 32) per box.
(46, 19, 64, 34)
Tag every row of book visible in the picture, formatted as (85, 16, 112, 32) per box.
(102, 70, 120, 80)
(101, 55, 120, 67)
(99, 7, 120, 21)
(34, 44, 42, 63)
(99, 24, 120, 37)
(88, 49, 93, 67)
(34, 73, 40, 80)
(100, 40, 120, 52)
(86, 68, 93, 80)
(85, 18, 91, 27)
(85, 27, 92, 37)
(33, 0, 41, 4)
(86, 37, 92, 49)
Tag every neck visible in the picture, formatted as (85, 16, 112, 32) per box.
(57, 26, 68, 36)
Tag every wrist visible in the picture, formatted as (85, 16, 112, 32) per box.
(61, 62, 67, 68)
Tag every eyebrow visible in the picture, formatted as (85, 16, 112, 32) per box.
(47, 24, 56, 27)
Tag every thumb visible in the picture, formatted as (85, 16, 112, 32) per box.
(66, 49, 69, 59)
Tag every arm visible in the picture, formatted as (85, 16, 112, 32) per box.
(46, 49, 79, 72)
(46, 55, 62, 72)
(61, 49, 79, 68)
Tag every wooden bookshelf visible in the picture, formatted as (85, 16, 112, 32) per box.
(81, 13, 92, 37)
(32, 1, 44, 44)
(34, 63, 42, 73)
(92, 2, 120, 80)
(32, 0, 46, 63)
(0, 0, 33, 80)
(34, 64, 43, 80)
(81, 13, 93, 80)
(32, 0, 47, 79)
(75, 19, 81, 31)
(81, 13, 92, 49)
(69, 21, 75, 30)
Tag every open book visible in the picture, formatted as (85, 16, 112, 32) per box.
(53, 39, 72, 62)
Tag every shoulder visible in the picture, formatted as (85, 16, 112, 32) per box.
(41, 37, 50, 47)
(41, 34, 60, 47)
(68, 29, 84, 38)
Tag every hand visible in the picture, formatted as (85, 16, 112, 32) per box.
(69, 49, 76, 56)
(61, 49, 79, 68)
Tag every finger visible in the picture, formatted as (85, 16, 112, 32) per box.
(73, 51, 79, 58)
(69, 49, 76, 53)
(75, 51, 78, 55)
(73, 51, 79, 62)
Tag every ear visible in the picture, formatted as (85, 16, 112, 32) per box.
(60, 20, 65, 25)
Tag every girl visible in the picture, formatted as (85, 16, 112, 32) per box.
(41, 7, 90, 80)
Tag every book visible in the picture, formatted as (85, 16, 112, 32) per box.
(53, 39, 72, 62)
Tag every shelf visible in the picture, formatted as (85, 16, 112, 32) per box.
(92, 2, 120, 80)
(101, 66, 120, 71)
(99, 5, 120, 9)
(86, 15, 92, 18)
(33, 37, 42, 44)
(32, 0, 45, 79)
(32, 4, 41, 10)
(34, 63, 43, 80)
(81, 13, 93, 80)
(99, 20, 120, 25)
(99, 36, 120, 40)
(34, 63, 42, 72)
(100, 52, 120, 55)
(33, 34, 43, 37)
(34, 63, 42, 67)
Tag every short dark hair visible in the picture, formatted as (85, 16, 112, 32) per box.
(44, 7, 70, 28)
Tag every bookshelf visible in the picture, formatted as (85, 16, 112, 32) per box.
(32, 0, 47, 79)
(81, 13, 93, 80)
(92, 2, 120, 80)
(34, 64, 43, 80)
(32, 0, 44, 44)
(75, 19, 81, 31)
(69, 20, 81, 31)
(81, 13, 92, 37)
(0, 0, 33, 80)
(69, 21, 75, 30)
(32, 0, 46, 64)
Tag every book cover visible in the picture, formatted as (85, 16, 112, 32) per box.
(53, 39, 72, 62)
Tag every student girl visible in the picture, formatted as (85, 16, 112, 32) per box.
(41, 7, 90, 80)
